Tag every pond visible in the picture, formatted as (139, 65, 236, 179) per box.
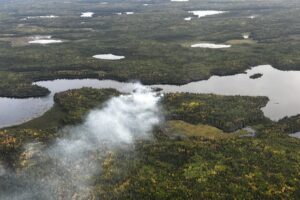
(81, 12, 94, 18)
(289, 132, 300, 139)
(93, 54, 125, 60)
(23, 15, 59, 20)
(191, 43, 231, 48)
(188, 10, 226, 18)
(1, 65, 300, 128)
(28, 35, 63, 44)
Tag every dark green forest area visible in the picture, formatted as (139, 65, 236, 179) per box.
(1, 0, 300, 199)
(0, 0, 299, 97)
(2, 88, 300, 199)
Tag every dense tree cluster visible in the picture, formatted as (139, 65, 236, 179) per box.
(0, 0, 300, 97)
(164, 93, 269, 132)
(0, 85, 299, 199)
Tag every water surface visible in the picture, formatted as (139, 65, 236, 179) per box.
(81, 12, 94, 17)
(93, 54, 125, 60)
(1, 65, 300, 128)
(29, 39, 63, 44)
(0, 80, 136, 128)
(188, 10, 226, 18)
(23, 15, 58, 20)
(289, 132, 300, 139)
(191, 43, 231, 48)
(28, 35, 63, 44)
(153, 65, 300, 121)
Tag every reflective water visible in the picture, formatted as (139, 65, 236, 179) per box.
(188, 10, 226, 18)
(289, 132, 300, 139)
(152, 65, 300, 121)
(191, 43, 231, 48)
(0, 80, 137, 128)
(92, 54, 125, 60)
(1, 65, 300, 128)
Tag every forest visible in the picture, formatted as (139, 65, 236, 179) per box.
(0, 0, 299, 97)
(1, 88, 300, 199)
(1, 0, 300, 199)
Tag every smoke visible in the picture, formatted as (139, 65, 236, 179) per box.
(0, 83, 163, 200)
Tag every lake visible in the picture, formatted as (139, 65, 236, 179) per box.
(1, 65, 300, 128)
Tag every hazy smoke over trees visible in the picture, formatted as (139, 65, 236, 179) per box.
(0, 84, 163, 200)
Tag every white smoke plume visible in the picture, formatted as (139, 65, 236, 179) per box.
(0, 83, 163, 200)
